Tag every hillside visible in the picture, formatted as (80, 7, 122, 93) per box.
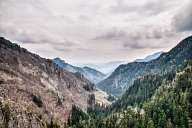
(66, 60, 192, 128)
(109, 60, 192, 127)
(98, 36, 192, 96)
(1, 35, 192, 128)
(0, 37, 95, 126)
(53, 58, 106, 84)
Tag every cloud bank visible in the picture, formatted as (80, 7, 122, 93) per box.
(0, 0, 191, 64)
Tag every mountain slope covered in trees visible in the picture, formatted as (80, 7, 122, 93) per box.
(0, 37, 95, 127)
(66, 60, 192, 128)
(98, 36, 192, 96)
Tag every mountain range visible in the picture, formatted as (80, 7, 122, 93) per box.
(74, 61, 126, 74)
(64, 35, 192, 128)
(75, 51, 163, 75)
(0, 35, 192, 127)
(98, 36, 192, 96)
(53, 58, 106, 84)
(0, 37, 95, 126)
(73, 58, 192, 128)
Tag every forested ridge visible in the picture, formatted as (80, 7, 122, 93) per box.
(98, 36, 192, 96)
(65, 61, 192, 128)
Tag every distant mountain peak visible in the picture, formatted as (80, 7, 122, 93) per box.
(76, 61, 126, 74)
(135, 51, 164, 62)
(52, 58, 106, 84)
(53, 57, 66, 64)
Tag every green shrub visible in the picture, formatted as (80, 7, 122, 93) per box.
(32, 94, 43, 108)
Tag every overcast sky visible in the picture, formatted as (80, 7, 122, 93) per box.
(0, 0, 192, 64)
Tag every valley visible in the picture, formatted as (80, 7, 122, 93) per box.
(0, 35, 192, 128)
(1, 0, 192, 127)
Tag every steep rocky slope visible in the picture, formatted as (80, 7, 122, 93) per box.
(0, 37, 95, 126)
(53, 58, 106, 84)
(98, 36, 192, 96)
(93, 89, 111, 106)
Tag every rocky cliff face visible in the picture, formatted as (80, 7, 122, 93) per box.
(0, 37, 95, 126)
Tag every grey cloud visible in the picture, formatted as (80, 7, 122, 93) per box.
(53, 47, 73, 52)
(110, 2, 137, 14)
(0, 0, 190, 63)
(94, 27, 176, 49)
(53, 40, 78, 52)
(173, 1, 192, 32)
(122, 37, 165, 50)
(144, 29, 176, 39)
(94, 29, 127, 40)
(142, 1, 169, 15)
(110, 0, 176, 16)
(122, 40, 165, 49)
(123, 42, 146, 49)
(122, 29, 178, 49)
(94, 27, 175, 41)
(0, 23, 77, 52)
(76, 48, 94, 52)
